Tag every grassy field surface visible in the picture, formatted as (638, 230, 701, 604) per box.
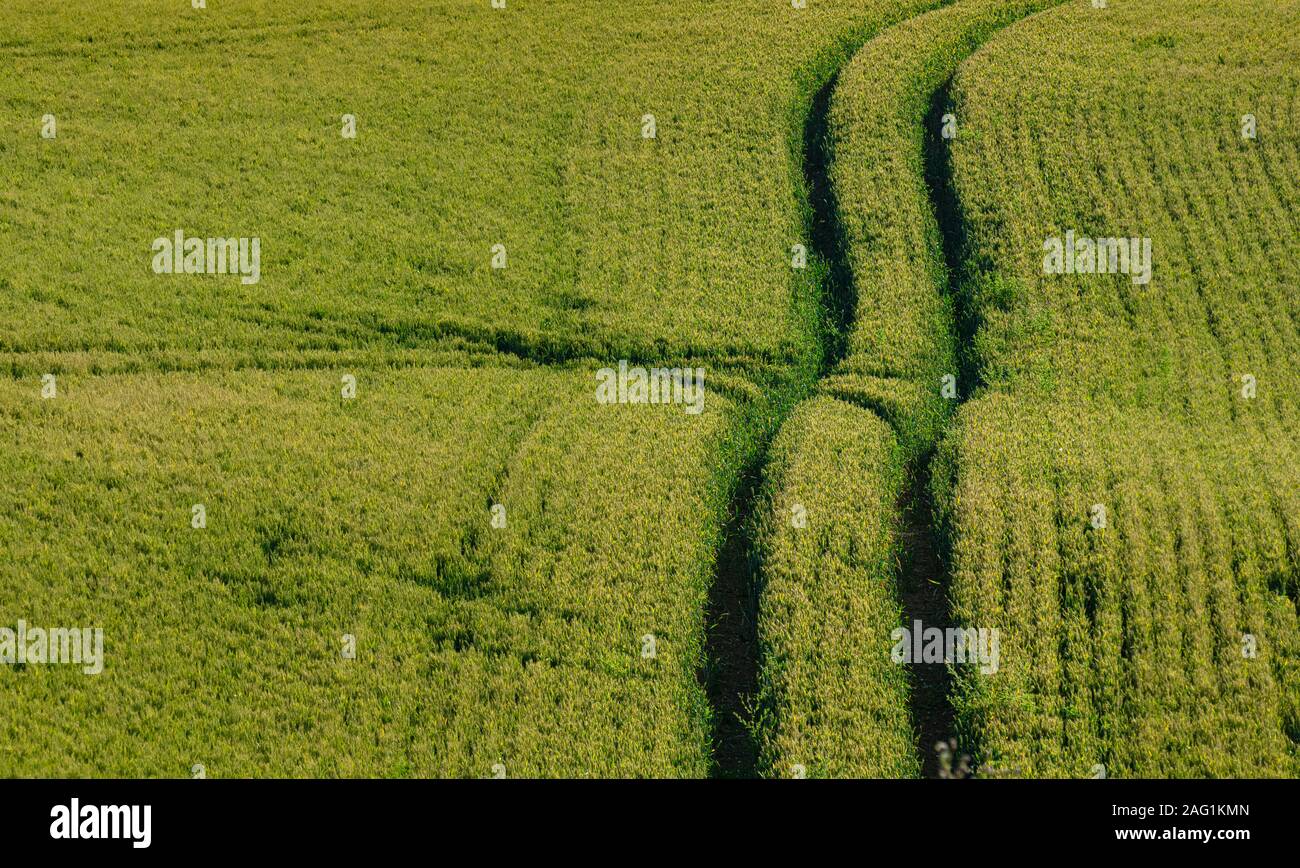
(1, 0, 943, 777)
(1, 0, 944, 372)
(0, 367, 738, 775)
(1, 0, 1295, 778)
(934, 0, 1300, 775)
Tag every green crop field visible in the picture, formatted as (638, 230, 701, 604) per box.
(1, 0, 1295, 781)
(933, 0, 1300, 777)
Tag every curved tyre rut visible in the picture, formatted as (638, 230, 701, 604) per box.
(704, 1, 1059, 778)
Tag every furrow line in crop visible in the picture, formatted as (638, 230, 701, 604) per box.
(701, 4, 955, 778)
(735, 0, 1068, 778)
(866, 0, 1069, 780)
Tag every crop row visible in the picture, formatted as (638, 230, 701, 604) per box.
(934, 0, 1300, 775)
(753, 396, 914, 778)
(933, 397, 1299, 776)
